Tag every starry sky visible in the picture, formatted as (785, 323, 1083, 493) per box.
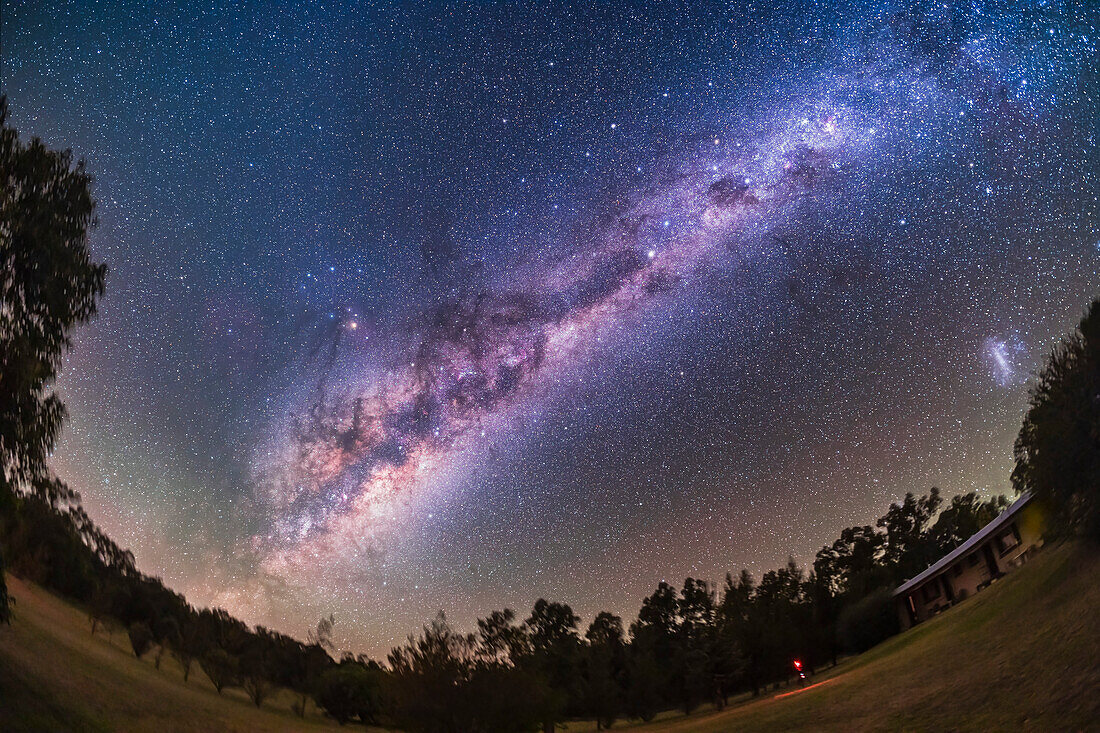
(3, 0, 1098, 656)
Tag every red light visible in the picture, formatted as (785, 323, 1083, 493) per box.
(793, 660, 802, 670)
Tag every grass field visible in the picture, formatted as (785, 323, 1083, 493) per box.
(0, 574, 362, 733)
(2, 540, 1098, 732)
(570, 538, 1100, 732)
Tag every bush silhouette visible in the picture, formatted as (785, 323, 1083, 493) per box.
(128, 622, 154, 659)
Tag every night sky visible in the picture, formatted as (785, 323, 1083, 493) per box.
(4, 1, 1097, 657)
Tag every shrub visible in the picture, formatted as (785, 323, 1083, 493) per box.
(837, 588, 899, 654)
(315, 664, 384, 725)
(128, 621, 154, 658)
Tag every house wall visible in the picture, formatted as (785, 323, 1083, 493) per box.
(895, 503, 1046, 630)
(901, 546, 990, 626)
(940, 550, 991, 604)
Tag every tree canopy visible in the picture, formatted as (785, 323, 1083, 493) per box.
(0, 98, 106, 623)
(1013, 298, 1100, 539)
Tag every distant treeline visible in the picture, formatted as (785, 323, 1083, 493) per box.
(0, 474, 1007, 730)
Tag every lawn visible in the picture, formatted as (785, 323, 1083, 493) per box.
(0, 574, 356, 732)
(565, 538, 1100, 732)
(2, 540, 1097, 732)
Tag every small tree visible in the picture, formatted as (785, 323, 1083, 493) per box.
(241, 644, 276, 707)
(171, 620, 204, 682)
(153, 616, 180, 670)
(476, 608, 528, 664)
(242, 671, 275, 708)
(200, 648, 238, 694)
(128, 621, 154, 658)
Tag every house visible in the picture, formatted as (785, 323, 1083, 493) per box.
(893, 492, 1045, 630)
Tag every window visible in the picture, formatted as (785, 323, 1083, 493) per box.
(967, 553, 980, 567)
(922, 583, 941, 603)
(953, 563, 963, 577)
(997, 527, 1020, 555)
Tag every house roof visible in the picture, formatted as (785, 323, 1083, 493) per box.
(892, 492, 1033, 598)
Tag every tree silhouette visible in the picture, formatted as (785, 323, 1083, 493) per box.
(476, 608, 528, 664)
(582, 612, 626, 729)
(718, 570, 757, 695)
(524, 599, 581, 733)
(200, 648, 238, 694)
(878, 489, 943, 583)
(816, 525, 889, 599)
(387, 611, 479, 731)
(623, 638, 662, 721)
(153, 616, 179, 669)
(928, 492, 1010, 554)
(710, 578, 748, 708)
(0, 97, 106, 623)
(241, 630, 280, 707)
(630, 580, 678, 698)
(315, 662, 385, 725)
(171, 619, 204, 682)
(1014, 298, 1100, 538)
(128, 621, 154, 658)
(290, 615, 337, 716)
(753, 561, 805, 688)
(675, 578, 716, 713)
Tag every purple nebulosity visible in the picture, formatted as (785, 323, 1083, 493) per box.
(252, 103, 877, 577)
